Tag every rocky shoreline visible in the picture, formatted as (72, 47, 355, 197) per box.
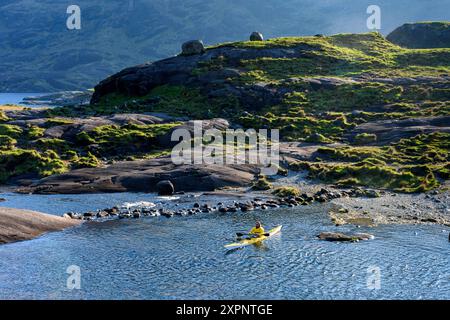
(1, 179, 448, 245)
(57, 184, 450, 227)
(22, 91, 93, 107)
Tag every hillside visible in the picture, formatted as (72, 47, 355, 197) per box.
(1, 0, 449, 92)
(387, 22, 450, 48)
(1, 31, 449, 194)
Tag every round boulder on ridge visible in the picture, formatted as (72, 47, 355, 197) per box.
(181, 40, 205, 55)
(250, 32, 264, 41)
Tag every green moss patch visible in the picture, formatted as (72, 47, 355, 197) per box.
(272, 186, 301, 197)
(316, 132, 449, 165)
(252, 175, 273, 190)
(0, 149, 67, 183)
(34, 138, 72, 156)
(71, 152, 100, 169)
(26, 125, 45, 140)
(0, 118, 182, 182)
(305, 133, 333, 144)
(0, 124, 22, 138)
(290, 161, 438, 193)
(239, 112, 351, 142)
(44, 118, 75, 128)
(146, 85, 226, 118)
(75, 122, 181, 157)
(290, 132, 449, 192)
(0, 111, 9, 122)
(354, 133, 377, 145)
(0, 135, 17, 150)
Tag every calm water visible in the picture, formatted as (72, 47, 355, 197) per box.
(0, 192, 449, 300)
(0, 93, 47, 107)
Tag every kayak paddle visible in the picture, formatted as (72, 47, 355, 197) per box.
(236, 232, 270, 237)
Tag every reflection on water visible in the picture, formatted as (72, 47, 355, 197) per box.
(0, 192, 449, 300)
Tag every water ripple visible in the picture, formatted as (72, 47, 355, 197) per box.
(0, 193, 449, 299)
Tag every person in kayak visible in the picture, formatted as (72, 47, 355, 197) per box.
(249, 221, 265, 237)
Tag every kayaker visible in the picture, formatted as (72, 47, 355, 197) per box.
(249, 221, 265, 237)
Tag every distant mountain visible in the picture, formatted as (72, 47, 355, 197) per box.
(1, 0, 449, 92)
(387, 22, 450, 48)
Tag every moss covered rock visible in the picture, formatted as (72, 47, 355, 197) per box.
(252, 175, 273, 190)
(305, 133, 333, 144)
(354, 133, 377, 145)
(0, 135, 17, 150)
(272, 186, 300, 197)
(0, 149, 67, 183)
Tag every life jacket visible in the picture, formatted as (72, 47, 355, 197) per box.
(249, 226, 265, 235)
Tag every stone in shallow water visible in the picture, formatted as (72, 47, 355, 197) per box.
(96, 211, 109, 218)
(317, 232, 374, 242)
(83, 211, 95, 217)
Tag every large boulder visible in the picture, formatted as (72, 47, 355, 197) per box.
(387, 22, 450, 48)
(156, 180, 175, 195)
(181, 40, 205, 55)
(250, 32, 264, 41)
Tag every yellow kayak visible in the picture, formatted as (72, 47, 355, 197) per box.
(224, 225, 282, 249)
